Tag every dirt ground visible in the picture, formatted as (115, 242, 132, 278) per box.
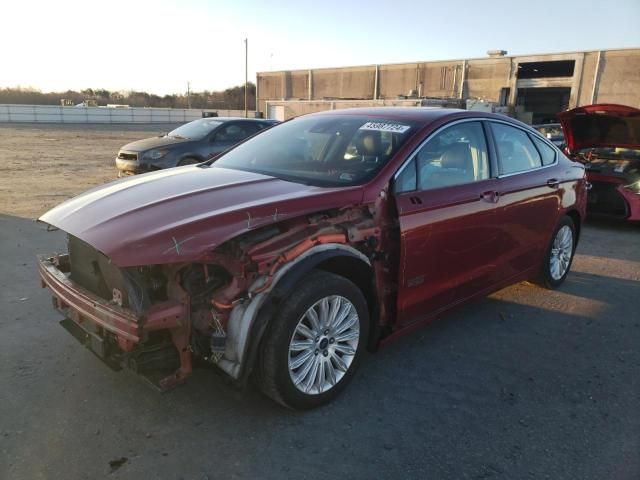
(0, 123, 180, 219)
(0, 124, 639, 479)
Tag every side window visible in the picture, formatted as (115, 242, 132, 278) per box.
(491, 123, 543, 174)
(215, 124, 247, 143)
(395, 159, 417, 193)
(412, 121, 490, 191)
(531, 135, 557, 166)
(240, 122, 261, 136)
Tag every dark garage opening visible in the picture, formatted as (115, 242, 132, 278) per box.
(516, 87, 571, 124)
(517, 60, 575, 79)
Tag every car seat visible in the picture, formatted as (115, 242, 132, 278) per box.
(419, 143, 474, 189)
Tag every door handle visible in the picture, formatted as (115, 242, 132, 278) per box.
(547, 178, 560, 188)
(480, 190, 500, 203)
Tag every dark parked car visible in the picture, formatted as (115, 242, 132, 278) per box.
(38, 108, 587, 409)
(115, 117, 278, 176)
(559, 104, 640, 221)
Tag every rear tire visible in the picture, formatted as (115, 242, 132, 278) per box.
(258, 270, 369, 409)
(538, 215, 576, 289)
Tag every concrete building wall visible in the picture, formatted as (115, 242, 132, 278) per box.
(424, 61, 465, 98)
(378, 64, 418, 98)
(595, 49, 640, 106)
(257, 48, 640, 120)
(265, 99, 425, 121)
(466, 58, 512, 102)
(257, 73, 283, 114)
(313, 66, 376, 100)
(577, 51, 599, 106)
(289, 71, 309, 99)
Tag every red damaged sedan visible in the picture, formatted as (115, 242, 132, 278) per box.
(559, 104, 640, 221)
(38, 108, 587, 409)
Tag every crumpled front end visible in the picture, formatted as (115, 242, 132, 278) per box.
(38, 203, 385, 390)
(38, 235, 192, 389)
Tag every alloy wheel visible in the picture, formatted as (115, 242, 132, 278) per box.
(288, 295, 360, 395)
(549, 225, 573, 280)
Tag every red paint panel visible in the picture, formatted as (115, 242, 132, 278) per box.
(395, 178, 503, 325)
(39, 166, 363, 267)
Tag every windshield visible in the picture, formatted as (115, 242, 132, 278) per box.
(167, 119, 222, 140)
(213, 115, 418, 186)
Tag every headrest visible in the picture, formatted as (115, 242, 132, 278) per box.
(356, 131, 382, 157)
(441, 143, 472, 170)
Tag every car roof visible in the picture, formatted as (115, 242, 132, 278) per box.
(308, 107, 525, 128)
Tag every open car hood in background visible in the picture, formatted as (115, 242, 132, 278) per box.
(558, 104, 640, 154)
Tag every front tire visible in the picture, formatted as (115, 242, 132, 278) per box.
(258, 270, 369, 409)
(539, 215, 576, 289)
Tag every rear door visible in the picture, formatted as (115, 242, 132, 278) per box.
(393, 120, 503, 326)
(488, 121, 563, 278)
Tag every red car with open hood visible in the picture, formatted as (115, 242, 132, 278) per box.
(558, 103, 640, 221)
(37, 108, 588, 408)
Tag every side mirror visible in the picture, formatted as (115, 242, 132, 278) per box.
(157, 132, 166, 138)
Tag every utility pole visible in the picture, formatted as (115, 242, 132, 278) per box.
(244, 38, 248, 118)
(187, 81, 191, 109)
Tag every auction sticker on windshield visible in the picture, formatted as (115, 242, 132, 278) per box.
(360, 122, 411, 133)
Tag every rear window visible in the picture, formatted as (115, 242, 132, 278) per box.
(491, 123, 542, 175)
(531, 136, 557, 166)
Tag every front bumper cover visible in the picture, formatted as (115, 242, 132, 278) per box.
(38, 254, 191, 388)
(586, 173, 640, 221)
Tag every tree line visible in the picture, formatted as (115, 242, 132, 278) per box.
(0, 83, 256, 110)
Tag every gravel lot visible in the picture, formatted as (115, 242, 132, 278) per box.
(0, 124, 639, 479)
(0, 123, 180, 219)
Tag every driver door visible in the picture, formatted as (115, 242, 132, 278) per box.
(208, 122, 259, 157)
(393, 121, 504, 326)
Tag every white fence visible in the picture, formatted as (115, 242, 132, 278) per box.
(0, 104, 254, 123)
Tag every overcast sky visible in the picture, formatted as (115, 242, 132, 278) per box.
(1, 0, 639, 95)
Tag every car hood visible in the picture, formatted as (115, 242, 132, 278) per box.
(120, 135, 194, 153)
(39, 166, 363, 267)
(558, 104, 640, 153)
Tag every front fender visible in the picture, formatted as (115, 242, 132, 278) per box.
(216, 244, 371, 382)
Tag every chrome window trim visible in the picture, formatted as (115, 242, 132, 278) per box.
(496, 161, 557, 178)
(392, 116, 562, 189)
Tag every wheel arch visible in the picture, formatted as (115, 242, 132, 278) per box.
(229, 247, 378, 385)
(313, 255, 380, 350)
(564, 208, 582, 242)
